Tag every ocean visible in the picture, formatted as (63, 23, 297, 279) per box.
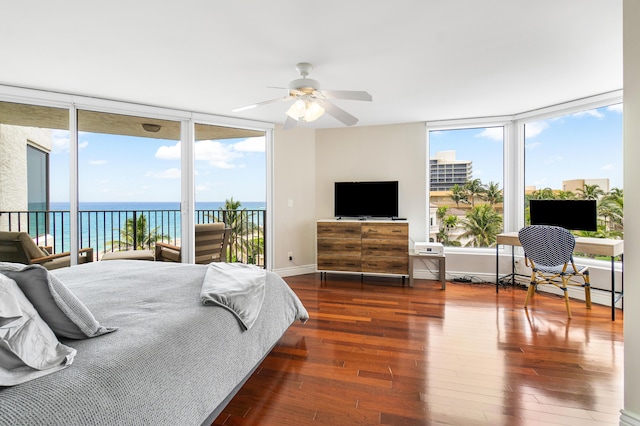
(39, 201, 266, 254)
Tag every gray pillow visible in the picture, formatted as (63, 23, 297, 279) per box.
(0, 274, 76, 386)
(0, 262, 116, 339)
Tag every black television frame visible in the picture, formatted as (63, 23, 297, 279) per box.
(529, 199, 598, 232)
(334, 181, 399, 218)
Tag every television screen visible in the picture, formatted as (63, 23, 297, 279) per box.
(529, 199, 597, 231)
(334, 181, 399, 218)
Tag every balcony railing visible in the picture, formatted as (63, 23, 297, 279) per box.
(0, 208, 266, 267)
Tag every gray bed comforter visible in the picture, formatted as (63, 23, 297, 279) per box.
(0, 260, 308, 426)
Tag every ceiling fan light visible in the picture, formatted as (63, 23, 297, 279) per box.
(285, 99, 306, 120)
(303, 101, 325, 122)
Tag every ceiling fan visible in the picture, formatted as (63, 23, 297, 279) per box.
(232, 62, 372, 130)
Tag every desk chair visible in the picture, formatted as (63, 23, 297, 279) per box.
(518, 225, 591, 318)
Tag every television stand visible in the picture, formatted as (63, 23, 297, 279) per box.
(317, 219, 409, 279)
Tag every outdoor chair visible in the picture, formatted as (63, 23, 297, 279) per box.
(155, 222, 230, 264)
(518, 225, 591, 318)
(0, 231, 94, 270)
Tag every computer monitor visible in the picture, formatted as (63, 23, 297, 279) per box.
(529, 199, 597, 232)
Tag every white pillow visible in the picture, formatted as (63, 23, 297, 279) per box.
(0, 262, 116, 339)
(0, 274, 76, 386)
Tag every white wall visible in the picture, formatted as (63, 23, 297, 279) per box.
(314, 123, 427, 243)
(622, 0, 640, 424)
(271, 125, 317, 275)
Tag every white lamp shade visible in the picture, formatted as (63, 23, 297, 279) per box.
(285, 99, 325, 122)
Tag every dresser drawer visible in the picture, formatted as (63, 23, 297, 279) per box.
(318, 238, 361, 254)
(361, 223, 407, 240)
(317, 256, 362, 272)
(317, 222, 361, 238)
(361, 257, 408, 274)
(361, 239, 407, 257)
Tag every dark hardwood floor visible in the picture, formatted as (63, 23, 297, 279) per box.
(213, 274, 624, 425)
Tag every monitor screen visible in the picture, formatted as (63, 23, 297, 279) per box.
(334, 181, 399, 218)
(529, 199, 597, 231)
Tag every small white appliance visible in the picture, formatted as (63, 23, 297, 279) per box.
(414, 242, 444, 255)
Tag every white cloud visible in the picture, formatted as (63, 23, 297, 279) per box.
(155, 141, 181, 160)
(195, 140, 243, 168)
(525, 121, 549, 138)
(145, 168, 181, 179)
(51, 130, 89, 152)
(601, 163, 614, 170)
(572, 109, 604, 119)
(525, 141, 542, 150)
(544, 155, 563, 164)
(233, 136, 266, 152)
(155, 139, 251, 168)
(475, 128, 503, 141)
(89, 160, 107, 165)
(607, 104, 623, 114)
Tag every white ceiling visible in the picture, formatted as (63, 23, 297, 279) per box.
(0, 0, 622, 129)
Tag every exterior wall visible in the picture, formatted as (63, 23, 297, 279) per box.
(562, 178, 610, 193)
(0, 125, 52, 230)
(429, 150, 472, 191)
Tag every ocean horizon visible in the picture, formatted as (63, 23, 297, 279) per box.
(35, 201, 266, 255)
(50, 201, 266, 211)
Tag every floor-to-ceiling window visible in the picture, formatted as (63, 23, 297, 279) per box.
(75, 110, 182, 258)
(427, 126, 504, 248)
(193, 124, 266, 266)
(523, 103, 623, 245)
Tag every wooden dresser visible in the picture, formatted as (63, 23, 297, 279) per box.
(317, 220, 409, 276)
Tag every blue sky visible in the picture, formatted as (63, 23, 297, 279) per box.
(50, 133, 266, 203)
(49, 103, 622, 203)
(429, 104, 623, 192)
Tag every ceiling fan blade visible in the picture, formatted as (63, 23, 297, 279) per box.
(315, 99, 359, 126)
(232, 96, 293, 112)
(283, 115, 298, 130)
(320, 90, 372, 102)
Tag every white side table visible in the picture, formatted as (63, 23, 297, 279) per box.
(408, 250, 446, 289)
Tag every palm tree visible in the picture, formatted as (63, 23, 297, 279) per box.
(576, 184, 605, 200)
(435, 206, 449, 242)
(531, 187, 556, 199)
(107, 213, 169, 251)
(460, 204, 503, 247)
(464, 178, 484, 207)
(599, 188, 624, 236)
(450, 184, 467, 208)
(482, 181, 503, 206)
(220, 198, 263, 263)
(442, 214, 460, 246)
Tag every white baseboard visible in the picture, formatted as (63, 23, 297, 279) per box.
(412, 268, 622, 309)
(273, 264, 316, 277)
(620, 410, 640, 426)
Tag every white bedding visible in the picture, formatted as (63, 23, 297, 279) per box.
(0, 260, 308, 425)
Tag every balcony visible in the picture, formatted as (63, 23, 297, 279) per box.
(0, 208, 266, 267)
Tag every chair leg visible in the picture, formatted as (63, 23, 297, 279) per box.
(563, 290, 572, 319)
(561, 277, 572, 318)
(524, 280, 536, 308)
(584, 275, 592, 309)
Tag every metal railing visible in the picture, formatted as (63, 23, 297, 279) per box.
(0, 208, 266, 267)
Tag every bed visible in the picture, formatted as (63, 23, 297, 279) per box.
(0, 260, 308, 425)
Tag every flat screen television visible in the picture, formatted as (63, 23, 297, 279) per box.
(529, 199, 597, 231)
(334, 181, 399, 218)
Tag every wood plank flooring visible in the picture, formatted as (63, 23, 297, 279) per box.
(213, 274, 624, 425)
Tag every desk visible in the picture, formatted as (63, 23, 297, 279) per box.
(409, 250, 446, 289)
(496, 232, 624, 320)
